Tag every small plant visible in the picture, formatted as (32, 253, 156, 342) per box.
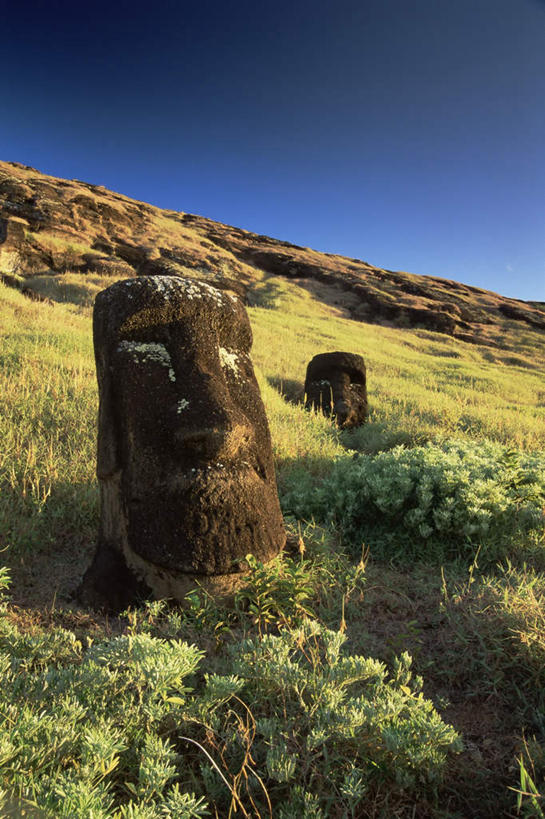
(188, 620, 462, 816)
(235, 552, 316, 634)
(0, 568, 209, 817)
(510, 739, 545, 818)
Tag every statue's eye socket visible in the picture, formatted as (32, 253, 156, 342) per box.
(116, 341, 177, 382)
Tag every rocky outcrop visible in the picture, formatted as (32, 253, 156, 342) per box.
(1, 160, 544, 347)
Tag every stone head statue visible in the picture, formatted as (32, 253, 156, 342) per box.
(304, 351, 368, 429)
(81, 275, 285, 607)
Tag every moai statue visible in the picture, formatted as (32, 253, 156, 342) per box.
(304, 352, 368, 429)
(80, 276, 285, 609)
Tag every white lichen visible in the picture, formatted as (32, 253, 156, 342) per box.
(189, 462, 230, 475)
(219, 347, 239, 374)
(177, 398, 190, 413)
(117, 340, 176, 381)
(142, 275, 235, 310)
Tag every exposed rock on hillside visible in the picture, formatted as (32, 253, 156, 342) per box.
(1, 160, 543, 346)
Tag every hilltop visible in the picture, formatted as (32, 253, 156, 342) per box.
(1, 159, 544, 349)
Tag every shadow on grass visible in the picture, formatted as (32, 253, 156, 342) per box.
(1, 477, 98, 607)
(247, 276, 285, 309)
(23, 272, 95, 306)
(339, 420, 426, 454)
(344, 560, 545, 817)
(266, 375, 305, 405)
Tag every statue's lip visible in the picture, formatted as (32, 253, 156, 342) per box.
(130, 459, 267, 497)
(186, 459, 262, 479)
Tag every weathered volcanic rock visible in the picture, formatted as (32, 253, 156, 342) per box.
(80, 275, 286, 609)
(3, 160, 545, 348)
(305, 352, 368, 428)
(0, 216, 26, 247)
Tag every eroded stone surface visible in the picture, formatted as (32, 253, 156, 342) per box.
(304, 351, 368, 429)
(80, 275, 285, 609)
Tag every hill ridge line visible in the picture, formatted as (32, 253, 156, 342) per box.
(1, 159, 544, 347)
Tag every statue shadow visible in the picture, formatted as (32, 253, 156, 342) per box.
(2, 477, 98, 610)
(267, 376, 305, 406)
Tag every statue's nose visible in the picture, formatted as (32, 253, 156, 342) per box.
(176, 423, 254, 461)
(172, 365, 254, 460)
(334, 399, 351, 427)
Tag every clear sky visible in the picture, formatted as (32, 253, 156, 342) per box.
(2, 0, 544, 301)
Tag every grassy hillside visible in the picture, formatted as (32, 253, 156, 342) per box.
(3, 158, 545, 350)
(1, 262, 545, 814)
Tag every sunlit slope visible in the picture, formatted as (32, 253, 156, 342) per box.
(249, 278, 545, 454)
(0, 284, 97, 559)
(2, 274, 544, 560)
(2, 159, 545, 349)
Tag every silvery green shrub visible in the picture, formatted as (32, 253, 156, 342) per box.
(212, 619, 461, 814)
(283, 439, 545, 565)
(0, 570, 460, 817)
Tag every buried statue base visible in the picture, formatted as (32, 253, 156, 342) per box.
(79, 275, 285, 610)
(79, 539, 256, 612)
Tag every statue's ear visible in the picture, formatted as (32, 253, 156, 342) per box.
(93, 298, 121, 479)
(96, 354, 120, 479)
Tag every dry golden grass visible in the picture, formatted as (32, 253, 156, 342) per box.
(3, 159, 544, 358)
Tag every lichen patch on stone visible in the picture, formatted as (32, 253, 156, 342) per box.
(117, 340, 176, 381)
(177, 398, 190, 413)
(219, 347, 239, 374)
(145, 275, 233, 310)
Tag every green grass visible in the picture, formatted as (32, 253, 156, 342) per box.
(1, 275, 545, 816)
(0, 286, 97, 557)
(249, 277, 545, 452)
(22, 271, 119, 309)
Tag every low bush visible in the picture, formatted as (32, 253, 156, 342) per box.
(0, 570, 461, 817)
(283, 439, 545, 567)
(214, 620, 462, 815)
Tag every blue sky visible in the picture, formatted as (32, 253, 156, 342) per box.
(2, 0, 544, 300)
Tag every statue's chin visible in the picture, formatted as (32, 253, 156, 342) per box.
(125, 464, 284, 574)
